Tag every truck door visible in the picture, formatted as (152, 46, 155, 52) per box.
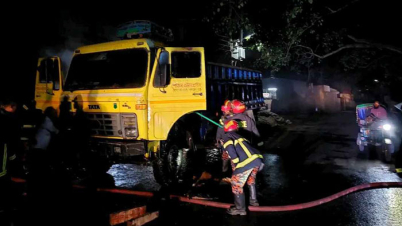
(34, 57, 63, 112)
(148, 47, 207, 140)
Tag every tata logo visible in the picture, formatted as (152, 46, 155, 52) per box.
(88, 105, 100, 110)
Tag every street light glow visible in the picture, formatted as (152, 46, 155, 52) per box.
(374, 79, 379, 82)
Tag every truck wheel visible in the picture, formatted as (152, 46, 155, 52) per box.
(152, 122, 194, 187)
(152, 144, 169, 187)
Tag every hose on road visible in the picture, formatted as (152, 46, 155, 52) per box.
(11, 177, 402, 212)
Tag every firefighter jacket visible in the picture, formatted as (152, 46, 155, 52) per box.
(222, 132, 263, 174)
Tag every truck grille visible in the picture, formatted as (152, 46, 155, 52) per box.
(87, 113, 122, 137)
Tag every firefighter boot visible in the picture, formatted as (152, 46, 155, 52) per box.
(227, 193, 247, 216)
(248, 184, 259, 206)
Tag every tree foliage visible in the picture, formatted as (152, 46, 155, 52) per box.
(206, 0, 402, 79)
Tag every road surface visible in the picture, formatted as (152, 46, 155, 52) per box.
(112, 111, 402, 226)
(3, 112, 401, 226)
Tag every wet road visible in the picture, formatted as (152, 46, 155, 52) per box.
(3, 112, 401, 226)
(109, 112, 402, 226)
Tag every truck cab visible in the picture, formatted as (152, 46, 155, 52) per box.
(36, 38, 207, 153)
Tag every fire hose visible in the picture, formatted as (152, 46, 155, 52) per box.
(11, 177, 402, 212)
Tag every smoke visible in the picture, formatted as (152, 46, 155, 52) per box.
(39, 12, 116, 75)
(41, 43, 79, 75)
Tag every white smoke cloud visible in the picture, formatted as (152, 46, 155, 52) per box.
(41, 46, 78, 75)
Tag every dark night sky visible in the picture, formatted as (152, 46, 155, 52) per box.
(1, 0, 401, 102)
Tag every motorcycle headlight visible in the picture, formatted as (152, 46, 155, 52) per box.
(121, 114, 138, 138)
(383, 124, 391, 131)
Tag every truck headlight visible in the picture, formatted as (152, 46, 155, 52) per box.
(124, 127, 137, 137)
(383, 124, 391, 131)
(121, 114, 138, 138)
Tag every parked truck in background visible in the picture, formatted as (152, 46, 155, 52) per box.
(33, 21, 265, 186)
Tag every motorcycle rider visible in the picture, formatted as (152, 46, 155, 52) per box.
(370, 101, 388, 120)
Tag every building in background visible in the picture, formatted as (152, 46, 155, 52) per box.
(262, 78, 309, 113)
(263, 78, 355, 113)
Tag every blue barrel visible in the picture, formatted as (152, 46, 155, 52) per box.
(207, 65, 212, 79)
(214, 66, 219, 79)
(218, 84, 223, 105)
(228, 68, 232, 79)
(210, 84, 215, 109)
(221, 67, 225, 79)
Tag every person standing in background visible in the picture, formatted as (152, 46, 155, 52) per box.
(0, 99, 19, 224)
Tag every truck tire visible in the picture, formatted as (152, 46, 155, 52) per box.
(152, 122, 195, 188)
(152, 143, 169, 187)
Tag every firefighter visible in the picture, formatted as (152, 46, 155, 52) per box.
(218, 100, 262, 177)
(216, 100, 234, 175)
(29, 107, 59, 175)
(0, 100, 19, 214)
(230, 99, 262, 146)
(222, 120, 264, 215)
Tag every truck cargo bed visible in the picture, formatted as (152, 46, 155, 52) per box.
(206, 62, 264, 113)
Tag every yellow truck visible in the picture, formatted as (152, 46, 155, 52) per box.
(34, 25, 264, 186)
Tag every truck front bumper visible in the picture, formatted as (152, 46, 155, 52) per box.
(90, 139, 146, 158)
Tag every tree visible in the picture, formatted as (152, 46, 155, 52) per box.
(206, 0, 402, 74)
(206, 0, 402, 100)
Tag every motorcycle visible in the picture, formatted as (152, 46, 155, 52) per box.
(356, 104, 395, 162)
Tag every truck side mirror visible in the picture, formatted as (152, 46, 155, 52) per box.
(155, 51, 171, 87)
(159, 51, 169, 65)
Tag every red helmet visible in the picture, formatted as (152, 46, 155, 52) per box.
(224, 120, 239, 132)
(231, 99, 246, 114)
(221, 100, 232, 112)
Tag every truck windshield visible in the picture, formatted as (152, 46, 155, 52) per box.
(65, 48, 148, 91)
